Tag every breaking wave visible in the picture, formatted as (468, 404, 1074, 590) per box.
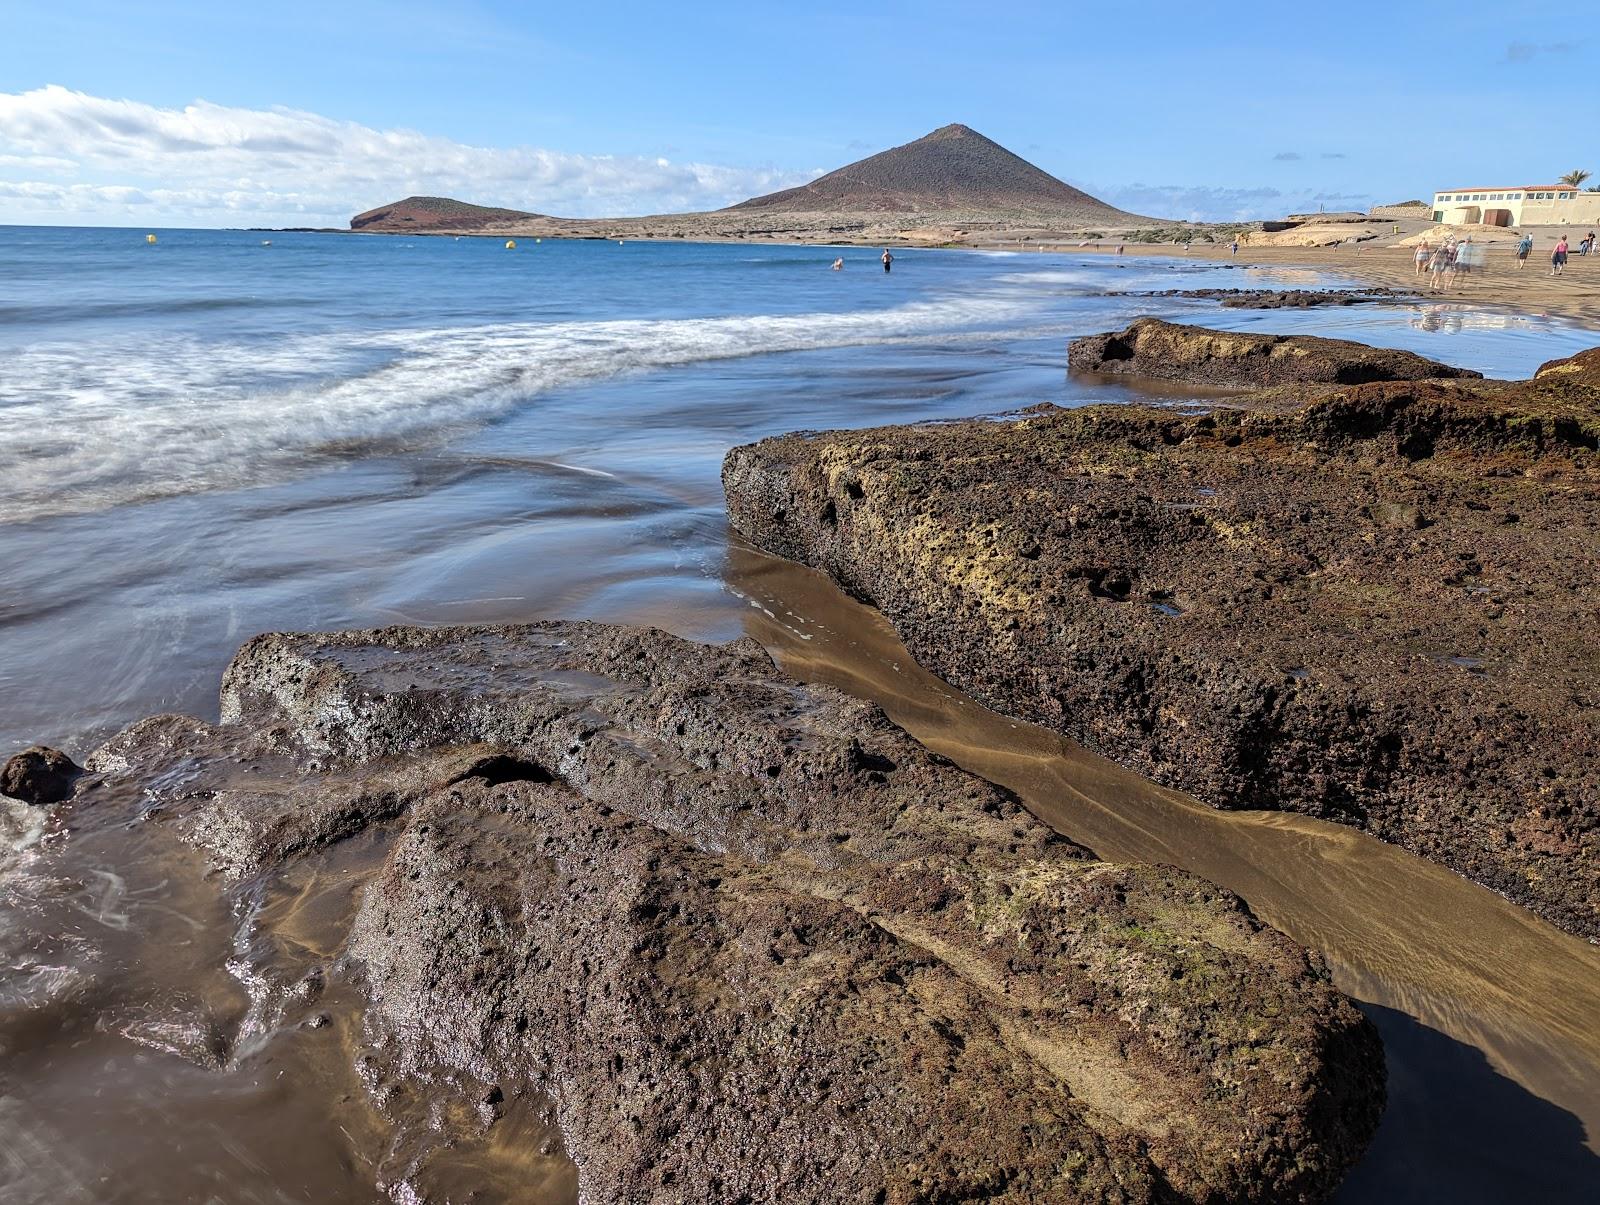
(0, 294, 1036, 524)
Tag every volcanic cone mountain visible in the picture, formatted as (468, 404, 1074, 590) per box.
(729, 123, 1144, 221)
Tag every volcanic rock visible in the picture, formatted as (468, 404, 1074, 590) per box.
(724, 339, 1600, 939)
(1067, 317, 1480, 388)
(78, 621, 1384, 1203)
(1111, 288, 1418, 309)
(1, 744, 82, 805)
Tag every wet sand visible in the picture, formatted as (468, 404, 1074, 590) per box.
(1069, 241, 1600, 326)
(725, 543, 1600, 1201)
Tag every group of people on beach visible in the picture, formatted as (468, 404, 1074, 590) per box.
(1534, 231, 1595, 276)
(1413, 230, 1594, 289)
(1548, 232, 1596, 275)
(1413, 235, 1482, 292)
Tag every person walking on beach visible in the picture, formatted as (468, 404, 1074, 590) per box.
(1428, 245, 1450, 293)
(1515, 233, 1533, 270)
(1551, 234, 1569, 276)
(1414, 241, 1431, 275)
(880, 249, 893, 273)
(1583, 232, 1596, 256)
(1230, 239, 1239, 256)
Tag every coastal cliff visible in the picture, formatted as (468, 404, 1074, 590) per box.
(44, 621, 1382, 1203)
(724, 322, 1600, 940)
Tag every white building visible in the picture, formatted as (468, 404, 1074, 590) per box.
(1431, 186, 1600, 227)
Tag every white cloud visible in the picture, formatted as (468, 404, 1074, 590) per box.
(1505, 40, 1576, 63)
(0, 85, 814, 226)
(1091, 183, 1376, 223)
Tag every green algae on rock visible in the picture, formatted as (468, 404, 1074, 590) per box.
(68, 621, 1381, 1203)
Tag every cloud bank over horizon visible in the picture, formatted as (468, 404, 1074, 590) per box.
(0, 85, 1365, 227)
(0, 85, 818, 226)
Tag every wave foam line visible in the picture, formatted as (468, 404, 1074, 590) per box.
(0, 294, 1035, 524)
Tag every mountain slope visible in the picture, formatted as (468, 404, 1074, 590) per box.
(727, 124, 1138, 220)
(350, 196, 544, 232)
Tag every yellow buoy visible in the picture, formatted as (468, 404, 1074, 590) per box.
(146, 233, 157, 244)
(505, 239, 517, 249)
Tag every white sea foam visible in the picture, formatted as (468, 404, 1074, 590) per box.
(0, 294, 1035, 523)
(994, 269, 1105, 287)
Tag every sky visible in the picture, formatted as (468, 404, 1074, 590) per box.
(1, 0, 1595, 227)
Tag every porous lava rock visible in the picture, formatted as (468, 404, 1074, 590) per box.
(1, 744, 82, 805)
(1110, 288, 1418, 309)
(725, 338, 1599, 939)
(78, 621, 1383, 1203)
(1067, 317, 1481, 388)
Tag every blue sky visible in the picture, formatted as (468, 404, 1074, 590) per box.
(1, 0, 1594, 226)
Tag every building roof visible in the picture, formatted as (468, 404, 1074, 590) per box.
(1436, 186, 1571, 194)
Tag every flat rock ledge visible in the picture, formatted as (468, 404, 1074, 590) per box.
(1107, 288, 1419, 310)
(70, 621, 1381, 1203)
(724, 339, 1599, 940)
(1068, 317, 1481, 388)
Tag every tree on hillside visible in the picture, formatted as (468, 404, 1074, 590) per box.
(1558, 169, 1591, 187)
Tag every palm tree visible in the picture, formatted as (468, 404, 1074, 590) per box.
(1558, 169, 1591, 187)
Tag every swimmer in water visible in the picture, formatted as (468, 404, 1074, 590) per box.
(831, 257, 844, 271)
(881, 249, 893, 273)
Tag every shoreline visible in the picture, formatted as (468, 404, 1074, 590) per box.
(1059, 239, 1600, 326)
(327, 220, 1600, 327)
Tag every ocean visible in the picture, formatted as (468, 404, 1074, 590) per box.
(1, 227, 1590, 754)
(2, 226, 1598, 1203)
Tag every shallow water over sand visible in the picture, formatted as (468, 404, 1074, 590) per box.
(2, 231, 1597, 1201)
(728, 547, 1600, 1202)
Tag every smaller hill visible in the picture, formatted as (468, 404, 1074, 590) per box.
(350, 196, 543, 232)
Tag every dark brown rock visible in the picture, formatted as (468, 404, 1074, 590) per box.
(1, 744, 82, 805)
(80, 621, 1383, 1203)
(1067, 317, 1482, 388)
(724, 344, 1600, 940)
(1110, 288, 1418, 309)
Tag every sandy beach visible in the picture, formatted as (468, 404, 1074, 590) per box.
(1065, 237, 1600, 326)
